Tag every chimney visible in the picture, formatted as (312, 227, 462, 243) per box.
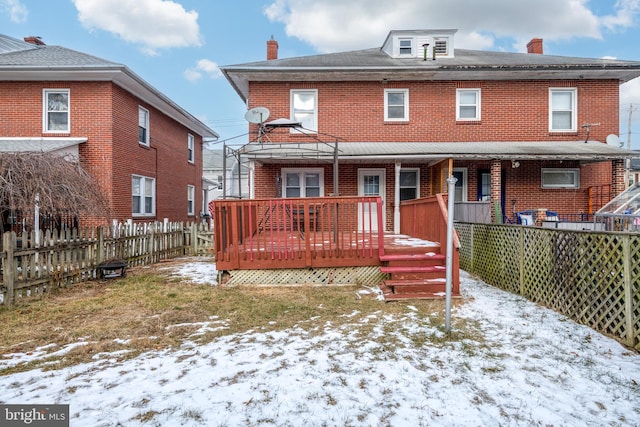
(23, 36, 45, 46)
(527, 38, 543, 54)
(267, 35, 278, 60)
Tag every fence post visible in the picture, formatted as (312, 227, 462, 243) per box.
(97, 226, 105, 265)
(519, 227, 525, 296)
(3, 232, 15, 306)
(623, 235, 635, 348)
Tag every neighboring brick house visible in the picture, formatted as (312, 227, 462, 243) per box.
(221, 30, 640, 231)
(0, 34, 218, 228)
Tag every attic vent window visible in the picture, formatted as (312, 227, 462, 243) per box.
(399, 38, 412, 55)
(434, 38, 448, 56)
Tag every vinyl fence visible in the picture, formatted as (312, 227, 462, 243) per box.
(456, 222, 640, 349)
(0, 221, 214, 306)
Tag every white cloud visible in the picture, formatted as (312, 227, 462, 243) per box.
(184, 59, 222, 82)
(72, 0, 202, 55)
(264, 0, 640, 53)
(1, 0, 28, 23)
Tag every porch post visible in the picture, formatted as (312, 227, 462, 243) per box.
(612, 159, 626, 196)
(490, 160, 502, 223)
(394, 161, 401, 234)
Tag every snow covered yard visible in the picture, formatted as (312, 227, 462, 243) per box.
(1, 260, 639, 426)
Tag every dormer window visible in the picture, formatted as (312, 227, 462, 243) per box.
(399, 38, 412, 55)
(434, 37, 449, 56)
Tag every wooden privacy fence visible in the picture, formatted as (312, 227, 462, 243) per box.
(0, 221, 214, 306)
(456, 222, 640, 349)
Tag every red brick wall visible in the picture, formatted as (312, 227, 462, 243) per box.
(246, 78, 621, 225)
(248, 79, 620, 143)
(0, 81, 203, 225)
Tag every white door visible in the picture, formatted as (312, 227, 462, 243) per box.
(358, 169, 385, 231)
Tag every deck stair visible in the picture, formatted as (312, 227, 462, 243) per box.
(378, 243, 454, 301)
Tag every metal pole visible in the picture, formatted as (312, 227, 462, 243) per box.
(222, 142, 227, 199)
(445, 175, 457, 333)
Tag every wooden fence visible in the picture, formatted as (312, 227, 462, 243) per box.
(0, 222, 214, 306)
(456, 222, 640, 349)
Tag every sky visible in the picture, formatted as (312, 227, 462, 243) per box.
(2, 262, 640, 426)
(1, 0, 640, 150)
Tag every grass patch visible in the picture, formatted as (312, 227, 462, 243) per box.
(0, 259, 463, 375)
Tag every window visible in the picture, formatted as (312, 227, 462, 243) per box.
(399, 169, 419, 201)
(541, 168, 580, 188)
(399, 38, 412, 55)
(478, 170, 491, 201)
(434, 37, 449, 56)
(139, 106, 150, 145)
(187, 185, 195, 215)
(384, 89, 409, 121)
(43, 89, 69, 132)
(282, 168, 323, 198)
(291, 90, 317, 133)
(549, 88, 577, 132)
(187, 134, 195, 163)
(452, 168, 468, 202)
(132, 175, 155, 216)
(457, 89, 481, 120)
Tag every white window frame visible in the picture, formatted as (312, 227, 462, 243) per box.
(541, 168, 580, 189)
(384, 89, 409, 122)
(187, 185, 195, 215)
(139, 106, 150, 146)
(290, 89, 317, 133)
(281, 168, 324, 198)
(187, 133, 195, 163)
(549, 88, 577, 132)
(132, 175, 155, 217)
(399, 168, 420, 201)
(433, 37, 450, 57)
(452, 167, 468, 202)
(456, 89, 481, 121)
(398, 37, 413, 56)
(43, 89, 70, 133)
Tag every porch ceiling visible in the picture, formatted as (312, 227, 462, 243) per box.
(239, 140, 637, 164)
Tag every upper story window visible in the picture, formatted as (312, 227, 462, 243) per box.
(187, 134, 195, 163)
(456, 89, 481, 120)
(139, 106, 150, 146)
(282, 168, 323, 198)
(549, 88, 577, 132)
(384, 89, 409, 122)
(187, 185, 195, 215)
(434, 37, 450, 56)
(43, 89, 70, 133)
(132, 175, 155, 217)
(399, 38, 413, 55)
(291, 89, 317, 133)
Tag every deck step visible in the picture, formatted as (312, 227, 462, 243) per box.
(381, 291, 448, 301)
(379, 253, 444, 261)
(380, 266, 445, 274)
(384, 279, 446, 294)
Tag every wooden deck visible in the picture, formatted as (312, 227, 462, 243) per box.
(211, 195, 460, 298)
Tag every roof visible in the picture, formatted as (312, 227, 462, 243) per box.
(0, 34, 218, 139)
(221, 33, 640, 101)
(0, 137, 87, 152)
(239, 140, 637, 164)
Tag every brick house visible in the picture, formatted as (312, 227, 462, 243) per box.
(221, 29, 640, 231)
(0, 34, 218, 228)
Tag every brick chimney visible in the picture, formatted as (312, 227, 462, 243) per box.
(23, 36, 45, 45)
(267, 36, 278, 60)
(527, 38, 543, 54)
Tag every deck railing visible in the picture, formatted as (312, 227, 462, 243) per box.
(211, 196, 384, 270)
(399, 194, 461, 285)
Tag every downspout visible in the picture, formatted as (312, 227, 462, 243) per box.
(394, 161, 401, 234)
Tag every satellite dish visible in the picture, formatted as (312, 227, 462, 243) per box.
(606, 134, 621, 147)
(244, 107, 270, 124)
